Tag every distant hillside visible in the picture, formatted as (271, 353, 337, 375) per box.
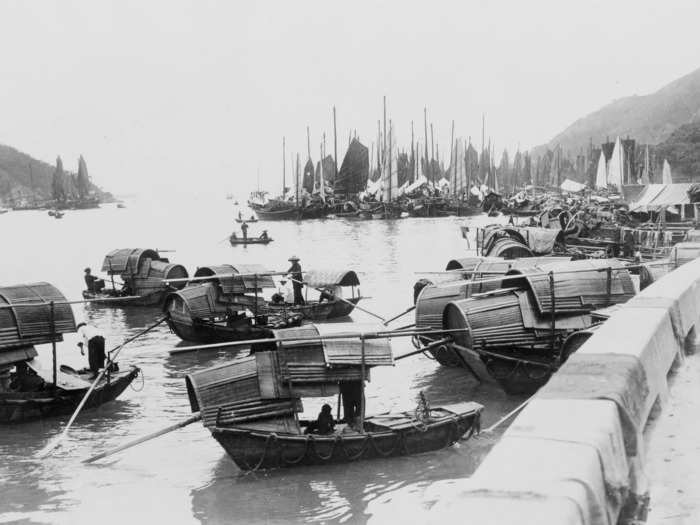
(0, 143, 109, 204)
(536, 66, 700, 158)
(655, 122, 700, 181)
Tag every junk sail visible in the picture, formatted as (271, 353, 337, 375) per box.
(607, 136, 624, 189)
(595, 150, 607, 189)
(335, 138, 369, 198)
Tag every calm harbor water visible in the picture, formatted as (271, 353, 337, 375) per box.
(0, 195, 522, 525)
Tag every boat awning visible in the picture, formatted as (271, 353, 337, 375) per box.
(193, 264, 274, 294)
(304, 270, 360, 288)
(630, 183, 693, 212)
(0, 282, 76, 351)
(272, 323, 394, 367)
(101, 248, 160, 274)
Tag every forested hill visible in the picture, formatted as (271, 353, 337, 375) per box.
(0, 143, 108, 203)
(536, 66, 700, 157)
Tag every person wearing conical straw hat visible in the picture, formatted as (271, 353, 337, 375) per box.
(286, 255, 304, 305)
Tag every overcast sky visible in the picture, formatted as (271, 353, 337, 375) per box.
(1, 0, 698, 197)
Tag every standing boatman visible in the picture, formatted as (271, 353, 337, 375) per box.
(286, 255, 305, 305)
(76, 322, 106, 379)
(241, 221, 249, 240)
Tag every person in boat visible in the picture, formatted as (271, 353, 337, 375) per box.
(259, 230, 269, 241)
(318, 287, 335, 303)
(241, 221, 248, 240)
(84, 268, 105, 294)
(286, 256, 304, 305)
(76, 322, 106, 379)
(250, 215, 255, 221)
(305, 403, 336, 435)
(10, 362, 45, 392)
(339, 380, 362, 422)
(238, 210, 242, 220)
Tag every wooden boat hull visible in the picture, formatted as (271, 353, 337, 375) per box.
(210, 406, 481, 470)
(82, 290, 166, 307)
(229, 238, 273, 246)
(255, 207, 301, 220)
(166, 315, 301, 344)
(265, 297, 360, 322)
(0, 366, 140, 423)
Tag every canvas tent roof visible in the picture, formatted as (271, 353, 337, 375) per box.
(630, 183, 693, 211)
(560, 178, 586, 193)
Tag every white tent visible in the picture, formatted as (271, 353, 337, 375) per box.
(560, 178, 587, 193)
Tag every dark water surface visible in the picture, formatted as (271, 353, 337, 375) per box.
(0, 196, 521, 524)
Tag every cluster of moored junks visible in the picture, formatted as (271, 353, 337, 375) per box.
(2, 237, 700, 471)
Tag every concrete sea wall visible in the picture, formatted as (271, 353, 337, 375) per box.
(425, 257, 700, 525)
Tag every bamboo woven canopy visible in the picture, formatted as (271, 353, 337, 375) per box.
(0, 282, 76, 351)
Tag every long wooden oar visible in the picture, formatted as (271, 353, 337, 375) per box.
(383, 305, 416, 326)
(82, 412, 201, 464)
(287, 277, 386, 323)
(480, 393, 537, 434)
(37, 316, 168, 458)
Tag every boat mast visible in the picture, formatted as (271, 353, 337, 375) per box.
(306, 126, 311, 161)
(430, 122, 435, 183)
(423, 107, 429, 182)
(388, 119, 393, 203)
(383, 96, 387, 169)
(282, 137, 286, 198)
(450, 120, 455, 195)
(296, 153, 300, 206)
(411, 121, 415, 184)
(333, 106, 339, 194)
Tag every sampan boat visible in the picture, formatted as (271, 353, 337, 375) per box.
(210, 403, 481, 470)
(0, 362, 140, 423)
(235, 218, 258, 223)
(84, 248, 189, 307)
(229, 235, 273, 246)
(164, 264, 302, 344)
(264, 269, 363, 321)
(0, 282, 140, 423)
(185, 323, 483, 470)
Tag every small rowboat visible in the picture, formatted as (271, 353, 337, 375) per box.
(0, 365, 140, 423)
(82, 290, 165, 307)
(235, 218, 258, 223)
(229, 236, 273, 246)
(211, 403, 482, 471)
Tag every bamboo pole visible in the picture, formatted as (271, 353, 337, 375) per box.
(167, 327, 470, 355)
(37, 316, 168, 458)
(83, 413, 202, 464)
(50, 301, 57, 388)
(359, 336, 366, 431)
